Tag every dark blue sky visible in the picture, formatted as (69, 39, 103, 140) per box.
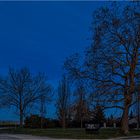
(0, 1, 113, 121)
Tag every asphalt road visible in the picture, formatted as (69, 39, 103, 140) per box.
(0, 134, 140, 140)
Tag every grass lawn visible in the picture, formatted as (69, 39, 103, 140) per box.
(0, 128, 140, 139)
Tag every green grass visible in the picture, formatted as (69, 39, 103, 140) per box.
(0, 128, 140, 139)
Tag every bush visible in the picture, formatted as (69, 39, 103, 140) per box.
(24, 115, 60, 128)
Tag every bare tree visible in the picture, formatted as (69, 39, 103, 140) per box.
(56, 75, 71, 128)
(0, 67, 52, 127)
(64, 2, 140, 134)
(72, 81, 89, 128)
(39, 82, 52, 129)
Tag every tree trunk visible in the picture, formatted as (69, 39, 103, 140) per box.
(20, 99, 23, 128)
(62, 111, 66, 129)
(80, 118, 83, 128)
(20, 109, 23, 128)
(62, 116, 66, 129)
(41, 117, 43, 129)
(121, 103, 129, 135)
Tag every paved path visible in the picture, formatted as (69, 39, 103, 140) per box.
(112, 136, 140, 140)
(0, 134, 140, 140)
(0, 134, 53, 140)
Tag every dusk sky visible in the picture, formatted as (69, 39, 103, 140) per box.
(0, 1, 109, 121)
